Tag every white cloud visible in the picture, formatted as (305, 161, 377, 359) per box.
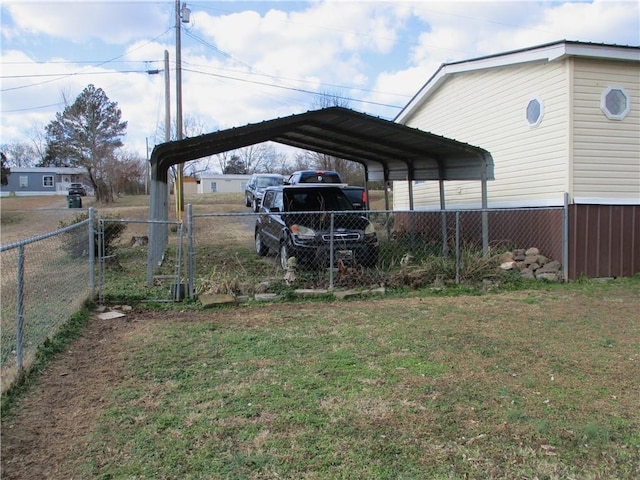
(540, 0, 640, 45)
(1, 0, 638, 160)
(4, 2, 168, 44)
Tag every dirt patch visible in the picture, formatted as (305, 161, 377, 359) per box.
(1, 312, 139, 479)
(0, 304, 300, 479)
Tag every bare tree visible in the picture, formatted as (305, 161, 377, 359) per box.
(300, 91, 365, 185)
(213, 150, 239, 174)
(106, 150, 147, 196)
(27, 123, 48, 166)
(0, 141, 38, 167)
(238, 143, 287, 173)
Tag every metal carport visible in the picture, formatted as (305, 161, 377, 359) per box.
(147, 106, 494, 285)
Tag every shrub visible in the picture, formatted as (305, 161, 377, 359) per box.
(59, 213, 126, 257)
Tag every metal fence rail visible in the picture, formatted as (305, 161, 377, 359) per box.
(189, 205, 567, 292)
(1, 210, 95, 391)
(1, 202, 567, 392)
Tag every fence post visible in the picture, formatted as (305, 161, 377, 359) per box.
(187, 204, 194, 299)
(440, 211, 449, 258)
(455, 211, 460, 284)
(15, 244, 25, 377)
(563, 192, 569, 282)
(329, 212, 335, 289)
(88, 207, 95, 296)
(98, 219, 105, 305)
(174, 223, 184, 301)
(482, 208, 489, 257)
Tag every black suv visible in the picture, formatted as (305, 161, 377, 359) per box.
(255, 185, 378, 270)
(285, 170, 343, 184)
(245, 173, 284, 212)
(68, 183, 87, 196)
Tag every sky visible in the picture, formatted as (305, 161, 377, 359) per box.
(1, 0, 639, 166)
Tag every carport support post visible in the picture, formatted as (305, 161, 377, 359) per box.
(439, 169, 448, 258)
(187, 203, 195, 298)
(147, 164, 170, 287)
(382, 167, 392, 240)
(481, 155, 489, 257)
(407, 167, 416, 250)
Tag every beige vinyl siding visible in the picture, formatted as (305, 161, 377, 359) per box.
(572, 59, 640, 203)
(396, 61, 570, 210)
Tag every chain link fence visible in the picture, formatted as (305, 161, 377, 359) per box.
(190, 206, 566, 294)
(1, 202, 567, 391)
(1, 212, 94, 392)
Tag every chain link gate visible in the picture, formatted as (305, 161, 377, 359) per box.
(97, 217, 187, 304)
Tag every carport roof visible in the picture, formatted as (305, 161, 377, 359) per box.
(150, 106, 493, 183)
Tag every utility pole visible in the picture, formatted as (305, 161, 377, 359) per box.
(164, 49, 171, 143)
(175, 1, 190, 220)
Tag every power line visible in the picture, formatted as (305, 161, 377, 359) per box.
(183, 67, 403, 110)
(1, 28, 172, 92)
(1, 70, 150, 79)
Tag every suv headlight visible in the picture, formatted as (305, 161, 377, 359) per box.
(291, 224, 315, 240)
(364, 222, 377, 241)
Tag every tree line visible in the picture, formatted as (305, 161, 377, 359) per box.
(1, 84, 367, 201)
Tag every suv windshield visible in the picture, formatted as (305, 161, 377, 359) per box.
(284, 188, 353, 212)
(256, 176, 282, 188)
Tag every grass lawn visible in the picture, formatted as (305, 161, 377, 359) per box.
(77, 279, 640, 478)
(2, 193, 638, 478)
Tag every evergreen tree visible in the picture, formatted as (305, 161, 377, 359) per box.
(1, 152, 10, 186)
(223, 155, 247, 174)
(44, 84, 127, 202)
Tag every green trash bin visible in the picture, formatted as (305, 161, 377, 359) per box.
(67, 194, 82, 208)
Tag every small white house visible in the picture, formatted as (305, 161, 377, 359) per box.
(196, 173, 252, 194)
(394, 40, 640, 210)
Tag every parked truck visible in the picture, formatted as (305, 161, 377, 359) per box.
(285, 170, 368, 210)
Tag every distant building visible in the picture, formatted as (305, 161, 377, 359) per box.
(196, 173, 252, 194)
(0, 167, 88, 197)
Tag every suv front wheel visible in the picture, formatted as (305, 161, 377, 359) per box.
(255, 231, 268, 256)
(279, 242, 291, 270)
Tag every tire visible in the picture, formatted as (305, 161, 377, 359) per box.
(279, 242, 290, 270)
(255, 231, 268, 256)
(253, 199, 260, 212)
(245, 195, 251, 207)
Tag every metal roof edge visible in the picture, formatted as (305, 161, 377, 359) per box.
(395, 40, 640, 123)
(6, 167, 86, 174)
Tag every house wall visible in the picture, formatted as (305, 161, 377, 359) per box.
(0, 168, 84, 197)
(183, 178, 198, 196)
(396, 60, 571, 210)
(197, 175, 251, 194)
(571, 59, 640, 204)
